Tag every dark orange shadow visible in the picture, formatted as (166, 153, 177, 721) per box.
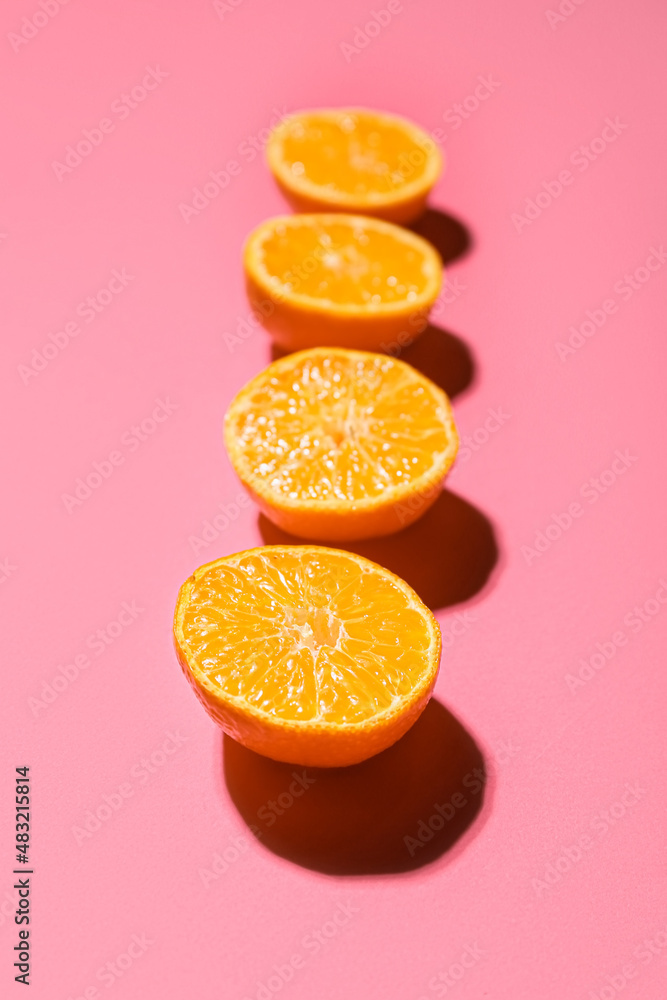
(259, 489, 498, 611)
(223, 698, 487, 875)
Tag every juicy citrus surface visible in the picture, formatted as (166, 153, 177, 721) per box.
(224, 348, 458, 539)
(226, 349, 454, 503)
(259, 216, 432, 306)
(176, 547, 439, 726)
(267, 108, 442, 220)
(246, 214, 441, 312)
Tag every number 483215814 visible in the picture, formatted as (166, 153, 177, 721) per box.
(16, 767, 30, 863)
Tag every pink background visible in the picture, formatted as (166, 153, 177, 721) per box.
(2, 0, 667, 997)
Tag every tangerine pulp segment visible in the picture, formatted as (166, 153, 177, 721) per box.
(223, 347, 459, 541)
(173, 545, 442, 766)
(266, 108, 443, 223)
(243, 213, 443, 352)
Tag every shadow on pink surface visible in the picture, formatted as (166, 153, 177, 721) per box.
(258, 488, 498, 612)
(408, 207, 473, 266)
(223, 698, 487, 875)
(397, 322, 475, 399)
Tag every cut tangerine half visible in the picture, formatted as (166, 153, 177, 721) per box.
(243, 213, 442, 352)
(223, 347, 459, 541)
(267, 108, 442, 223)
(174, 546, 441, 766)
